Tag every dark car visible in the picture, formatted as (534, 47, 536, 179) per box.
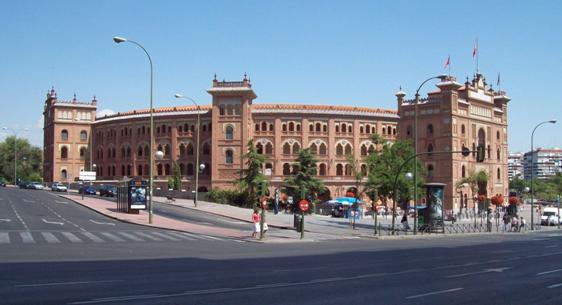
(99, 185, 117, 197)
(79, 185, 97, 195)
(0, 181, 6, 187)
(18, 182, 32, 189)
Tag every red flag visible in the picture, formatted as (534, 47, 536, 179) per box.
(443, 55, 450, 69)
(472, 39, 478, 58)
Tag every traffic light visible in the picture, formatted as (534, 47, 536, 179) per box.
(476, 145, 485, 162)
(461, 146, 470, 157)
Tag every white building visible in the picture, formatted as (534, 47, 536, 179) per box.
(508, 152, 524, 180)
(523, 148, 562, 180)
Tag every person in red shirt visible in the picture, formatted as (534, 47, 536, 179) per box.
(252, 208, 261, 238)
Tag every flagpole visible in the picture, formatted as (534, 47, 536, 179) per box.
(476, 39, 479, 74)
(448, 54, 451, 77)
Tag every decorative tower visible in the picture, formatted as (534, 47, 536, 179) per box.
(207, 75, 257, 189)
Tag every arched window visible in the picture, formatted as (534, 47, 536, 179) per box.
(349, 125, 353, 133)
(165, 145, 171, 157)
(138, 146, 143, 157)
(371, 126, 376, 134)
(138, 165, 143, 176)
(178, 125, 183, 133)
(186, 143, 194, 155)
(157, 164, 163, 176)
(341, 123, 346, 133)
(427, 164, 434, 177)
(461, 165, 466, 178)
(496, 131, 500, 140)
(335, 125, 340, 133)
(203, 143, 211, 155)
(255, 124, 260, 132)
(144, 164, 149, 176)
(265, 143, 273, 155)
(283, 143, 291, 155)
(427, 124, 434, 136)
(282, 123, 287, 132)
(487, 145, 491, 159)
(121, 147, 126, 158)
(283, 163, 291, 175)
(288, 122, 295, 132)
(126, 146, 131, 157)
(323, 124, 328, 133)
(256, 143, 264, 154)
(336, 144, 343, 156)
(202, 125, 207, 132)
(461, 124, 466, 135)
(361, 145, 367, 156)
(310, 143, 318, 155)
(261, 122, 267, 131)
(269, 124, 274, 132)
(497, 148, 501, 160)
(144, 145, 150, 157)
(296, 123, 301, 132)
(179, 144, 186, 156)
(61, 169, 67, 180)
(309, 124, 314, 132)
(427, 143, 434, 155)
(190, 125, 195, 133)
(225, 150, 233, 164)
(79, 147, 86, 160)
(478, 128, 486, 146)
(382, 127, 386, 135)
(319, 143, 327, 155)
(293, 143, 300, 154)
(61, 130, 69, 141)
(80, 130, 87, 141)
(319, 164, 327, 176)
(472, 142, 476, 157)
(497, 168, 501, 180)
(225, 125, 234, 140)
(336, 164, 343, 176)
(187, 163, 194, 175)
(360, 126, 364, 134)
(406, 126, 412, 136)
(121, 165, 125, 176)
(344, 144, 352, 155)
(361, 164, 368, 176)
(316, 122, 321, 132)
(366, 124, 371, 134)
(61, 146, 68, 159)
(345, 164, 352, 176)
(164, 164, 170, 175)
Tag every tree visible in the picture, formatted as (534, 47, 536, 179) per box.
(364, 138, 424, 211)
(0, 136, 42, 183)
(168, 161, 182, 190)
(282, 148, 324, 210)
(509, 176, 528, 195)
(237, 140, 268, 208)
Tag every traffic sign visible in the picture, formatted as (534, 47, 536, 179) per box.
(299, 199, 309, 212)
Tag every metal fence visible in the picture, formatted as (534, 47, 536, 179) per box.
(375, 222, 543, 236)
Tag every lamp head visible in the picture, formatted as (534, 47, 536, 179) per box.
(174, 93, 183, 99)
(155, 150, 164, 161)
(405, 172, 414, 180)
(549, 120, 557, 124)
(113, 36, 127, 43)
(199, 163, 206, 171)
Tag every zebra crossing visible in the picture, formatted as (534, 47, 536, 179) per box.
(0, 230, 245, 245)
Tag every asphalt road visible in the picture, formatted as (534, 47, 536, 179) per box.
(2, 187, 562, 305)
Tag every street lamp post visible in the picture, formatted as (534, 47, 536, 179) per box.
(113, 36, 155, 224)
(530, 120, 557, 230)
(2, 127, 28, 185)
(174, 94, 201, 207)
(412, 74, 447, 234)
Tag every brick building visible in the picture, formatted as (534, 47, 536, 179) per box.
(397, 74, 509, 212)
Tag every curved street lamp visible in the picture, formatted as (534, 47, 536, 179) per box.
(113, 36, 155, 224)
(411, 74, 447, 234)
(530, 119, 557, 229)
(174, 93, 202, 207)
(2, 127, 29, 185)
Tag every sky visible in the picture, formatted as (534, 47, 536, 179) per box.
(0, 0, 561, 153)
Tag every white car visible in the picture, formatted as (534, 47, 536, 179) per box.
(30, 182, 44, 190)
(51, 183, 68, 192)
(541, 208, 560, 226)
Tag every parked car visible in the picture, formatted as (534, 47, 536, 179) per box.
(51, 183, 68, 192)
(0, 181, 6, 187)
(99, 185, 117, 197)
(79, 185, 97, 195)
(541, 207, 560, 226)
(18, 182, 31, 189)
(29, 182, 44, 190)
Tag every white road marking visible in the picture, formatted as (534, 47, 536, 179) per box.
(0, 218, 12, 222)
(61, 232, 83, 243)
(406, 288, 464, 299)
(100, 232, 125, 242)
(545, 245, 558, 248)
(15, 280, 123, 288)
(11, 203, 29, 230)
(55, 200, 69, 204)
(20, 232, 35, 243)
(81, 232, 105, 243)
(22, 199, 35, 203)
(196, 234, 224, 241)
(117, 232, 144, 242)
(537, 269, 562, 276)
(42, 218, 65, 225)
(134, 231, 163, 241)
(0, 232, 10, 244)
(150, 232, 181, 241)
(547, 283, 562, 289)
(167, 231, 197, 240)
(447, 267, 511, 278)
(41, 232, 61, 243)
(90, 220, 115, 226)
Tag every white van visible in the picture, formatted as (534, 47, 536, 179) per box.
(541, 207, 560, 226)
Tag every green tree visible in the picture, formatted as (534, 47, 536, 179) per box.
(168, 161, 182, 190)
(0, 136, 42, 183)
(237, 140, 268, 208)
(365, 138, 424, 210)
(508, 176, 528, 195)
(282, 148, 324, 209)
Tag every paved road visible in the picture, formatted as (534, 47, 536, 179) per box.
(2, 187, 562, 305)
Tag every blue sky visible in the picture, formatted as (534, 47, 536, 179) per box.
(1, 0, 561, 152)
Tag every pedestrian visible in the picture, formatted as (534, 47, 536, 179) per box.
(401, 215, 410, 231)
(511, 216, 518, 232)
(520, 216, 526, 232)
(251, 208, 260, 238)
(502, 214, 509, 232)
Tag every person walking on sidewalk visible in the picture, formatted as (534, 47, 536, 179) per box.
(252, 208, 261, 239)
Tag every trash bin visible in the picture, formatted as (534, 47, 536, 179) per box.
(294, 214, 303, 232)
